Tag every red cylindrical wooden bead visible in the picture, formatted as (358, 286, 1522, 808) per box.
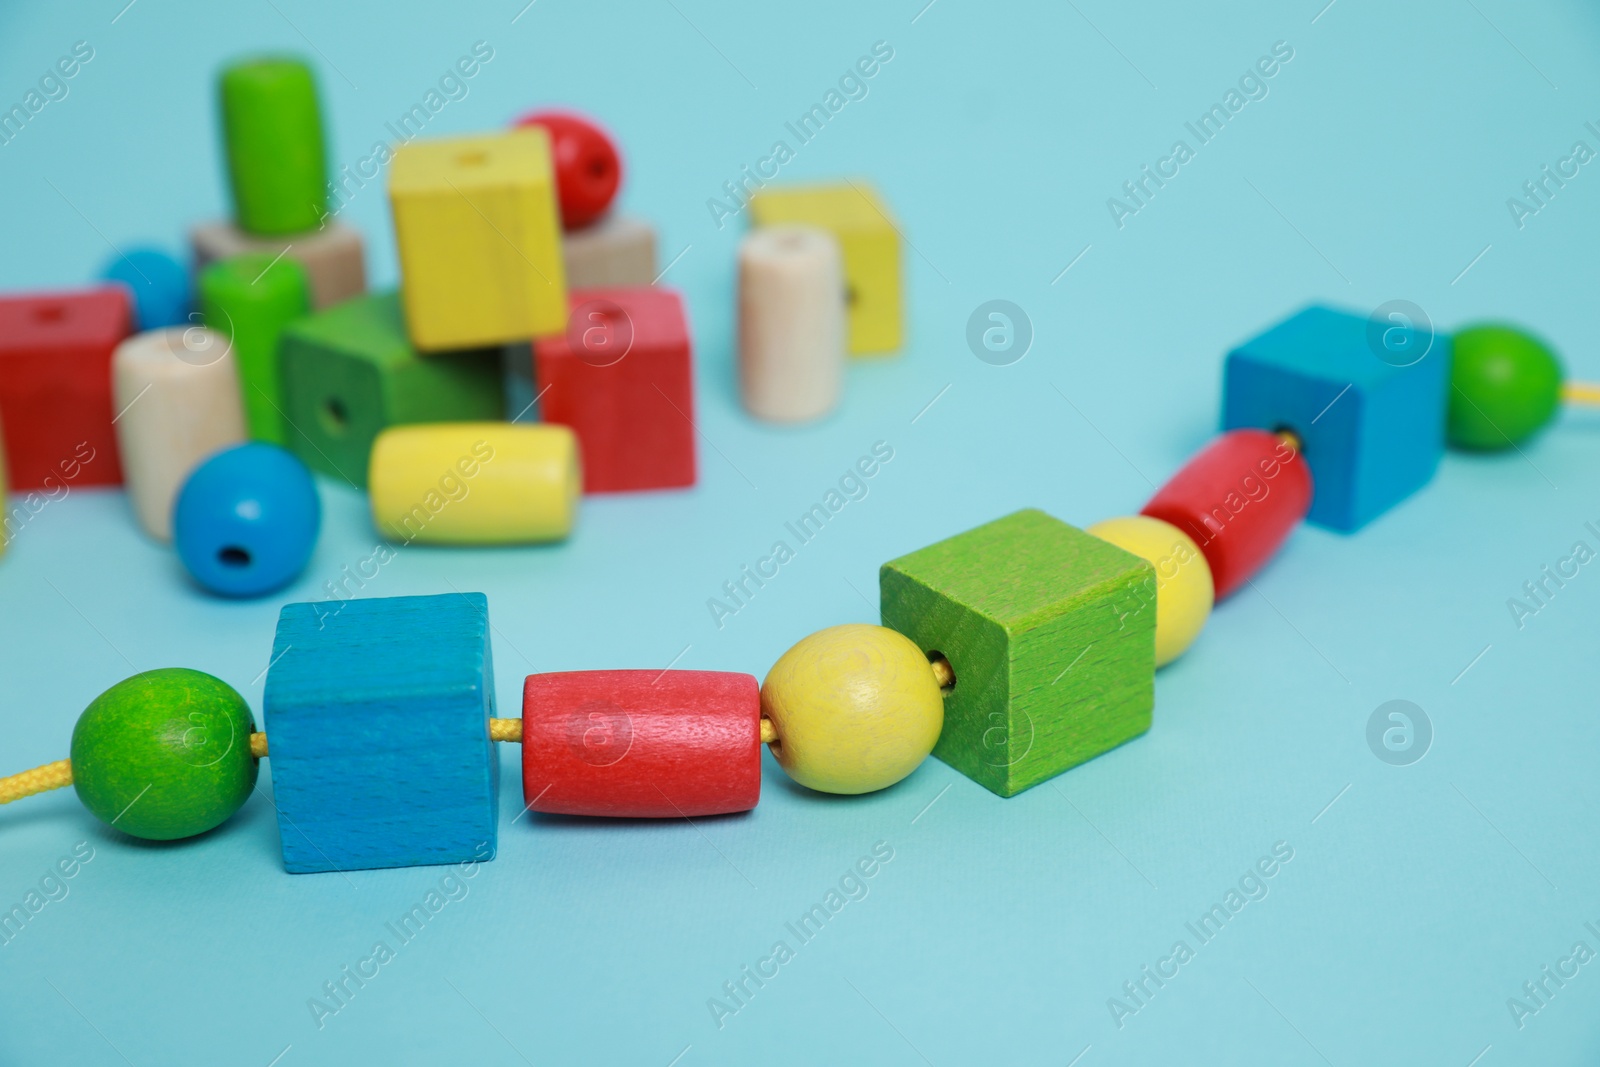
(521, 670, 760, 818)
(1140, 429, 1311, 600)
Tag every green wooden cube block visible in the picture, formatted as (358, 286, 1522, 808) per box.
(879, 508, 1156, 797)
(279, 291, 504, 488)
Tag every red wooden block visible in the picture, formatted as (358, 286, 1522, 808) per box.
(0, 287, 132, 490)
(532, 286, 696, 493)
(1140, 429, 1312, 599)
(521, 669, 760, 818)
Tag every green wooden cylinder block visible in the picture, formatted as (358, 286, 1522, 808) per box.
(220, 57, 328, 235)
(70, 668, 259, 840)
(200, 253, 312, 444)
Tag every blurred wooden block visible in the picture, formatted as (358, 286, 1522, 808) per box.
(278, 292, 504, 489)
(562, 214, 657, 289)
(389, 129, 567, 350)
(750, 182, 902, 356)
(112, 327, 248, 542)
(191, 219, 366, 311)
(737, 225, 844, 423)
(0, 286, 131, 490)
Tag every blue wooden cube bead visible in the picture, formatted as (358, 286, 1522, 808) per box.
(263, 592, 499, 874)
(1221, 304, 1449, 532)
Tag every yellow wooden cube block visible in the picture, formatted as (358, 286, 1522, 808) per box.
(750, 182, 902, 356)
(389, 130, 567, 352)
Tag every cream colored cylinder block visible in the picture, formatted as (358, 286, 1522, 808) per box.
(112, 326, 248, 542)
(737, 225, 845, 423)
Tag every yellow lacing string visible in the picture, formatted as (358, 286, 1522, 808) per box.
(1563, 382, 1600, 405)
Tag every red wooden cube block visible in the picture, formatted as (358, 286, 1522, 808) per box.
(532, 286, 696, 493)
(0, 287, 132, 489)
(521, 669, 761, 818)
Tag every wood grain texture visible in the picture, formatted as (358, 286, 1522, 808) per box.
(562, 213, 657, 289)
(737, 225, 845, 423)
(389, 129, 567, 351)
(879, 508, 1155, 798)
(521, 670, 760, 818)
(759, 623, 942, 794)
(191, 219, 366, 310)
(112, 327, 248, 542)
(749, 182, 901, 356)
(278, 292, 504, 488)
(264, 592, 499, 874)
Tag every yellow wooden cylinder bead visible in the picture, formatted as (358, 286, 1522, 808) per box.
(760, 623, 944, 795)
(1086, 514, 1213, 667)
(368, 422, 579, 544)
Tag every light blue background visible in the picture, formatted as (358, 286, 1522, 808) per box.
(3, 1, 1599, 1063)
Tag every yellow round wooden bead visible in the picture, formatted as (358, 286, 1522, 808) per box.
(1086, 514, 1213, 667)
(760, 623, 944, 794)
(368, 422, 579, 544)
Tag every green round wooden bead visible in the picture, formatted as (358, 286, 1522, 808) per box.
(70, 669, 258, 841)
(1448, 325, 1563, 450)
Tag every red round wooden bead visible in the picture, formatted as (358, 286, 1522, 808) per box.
(1140, 429, 1312, 600)
(521, 670, 760, 818)
(513, 109, 622, 230)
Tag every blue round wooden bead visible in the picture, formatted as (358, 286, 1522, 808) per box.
(173, 443, 321, 597)
(100, 247, 192, 330)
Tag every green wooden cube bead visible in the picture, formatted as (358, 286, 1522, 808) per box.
(220, 57, 327, 236)
(278, 292, 504, 488)
(880, 509, 1156, 797)
(70, 668, 259, 841)
(199, 253, 312, 445)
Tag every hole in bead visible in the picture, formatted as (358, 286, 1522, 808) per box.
(586, 157, 611, 180)
(1272, 424, 1304, 454)
(928, 651, 955, 692)
(456, 150, 490, 167)
(845, 284, 860, 306)
(33, 303, 67, 324)
(218, 546, 251, 567)
(320, 397, 349, 436)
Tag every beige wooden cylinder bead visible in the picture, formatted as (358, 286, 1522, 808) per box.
(738, 224, 844, 423)
(112, 326, 248, 542)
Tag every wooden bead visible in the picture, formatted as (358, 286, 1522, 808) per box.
(1141, 429, 1311, 600)
(521, 670, 760, 817)
(760, 624, 942, 795)
(174, 443, 320, 597)
(112, 327, 248, 542)
(219, 57, 327, 235)
(99, 247, 191, 330)
(532, 286, 696, 492)
(70, 668, 258, 841)
(513, 110, 623, 230)
(562, 213, 657, 289)
(0, 285, 131, 490)
(1448, 324, 1563, 449)
(750, 182, 902, 356)
(198, 253, 312, 444)
(1086, 515, 1213, 667)
(191, 218, 366, 311)
(389, 129, 567, 351)
(737, 225, 845, 423)
(264, 593, 499, 873)
(368, 423, 578, 544)
(1223, 305, 1446, 531)
(881, 509, 1154, 797)
(278, 292, 504, 488)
